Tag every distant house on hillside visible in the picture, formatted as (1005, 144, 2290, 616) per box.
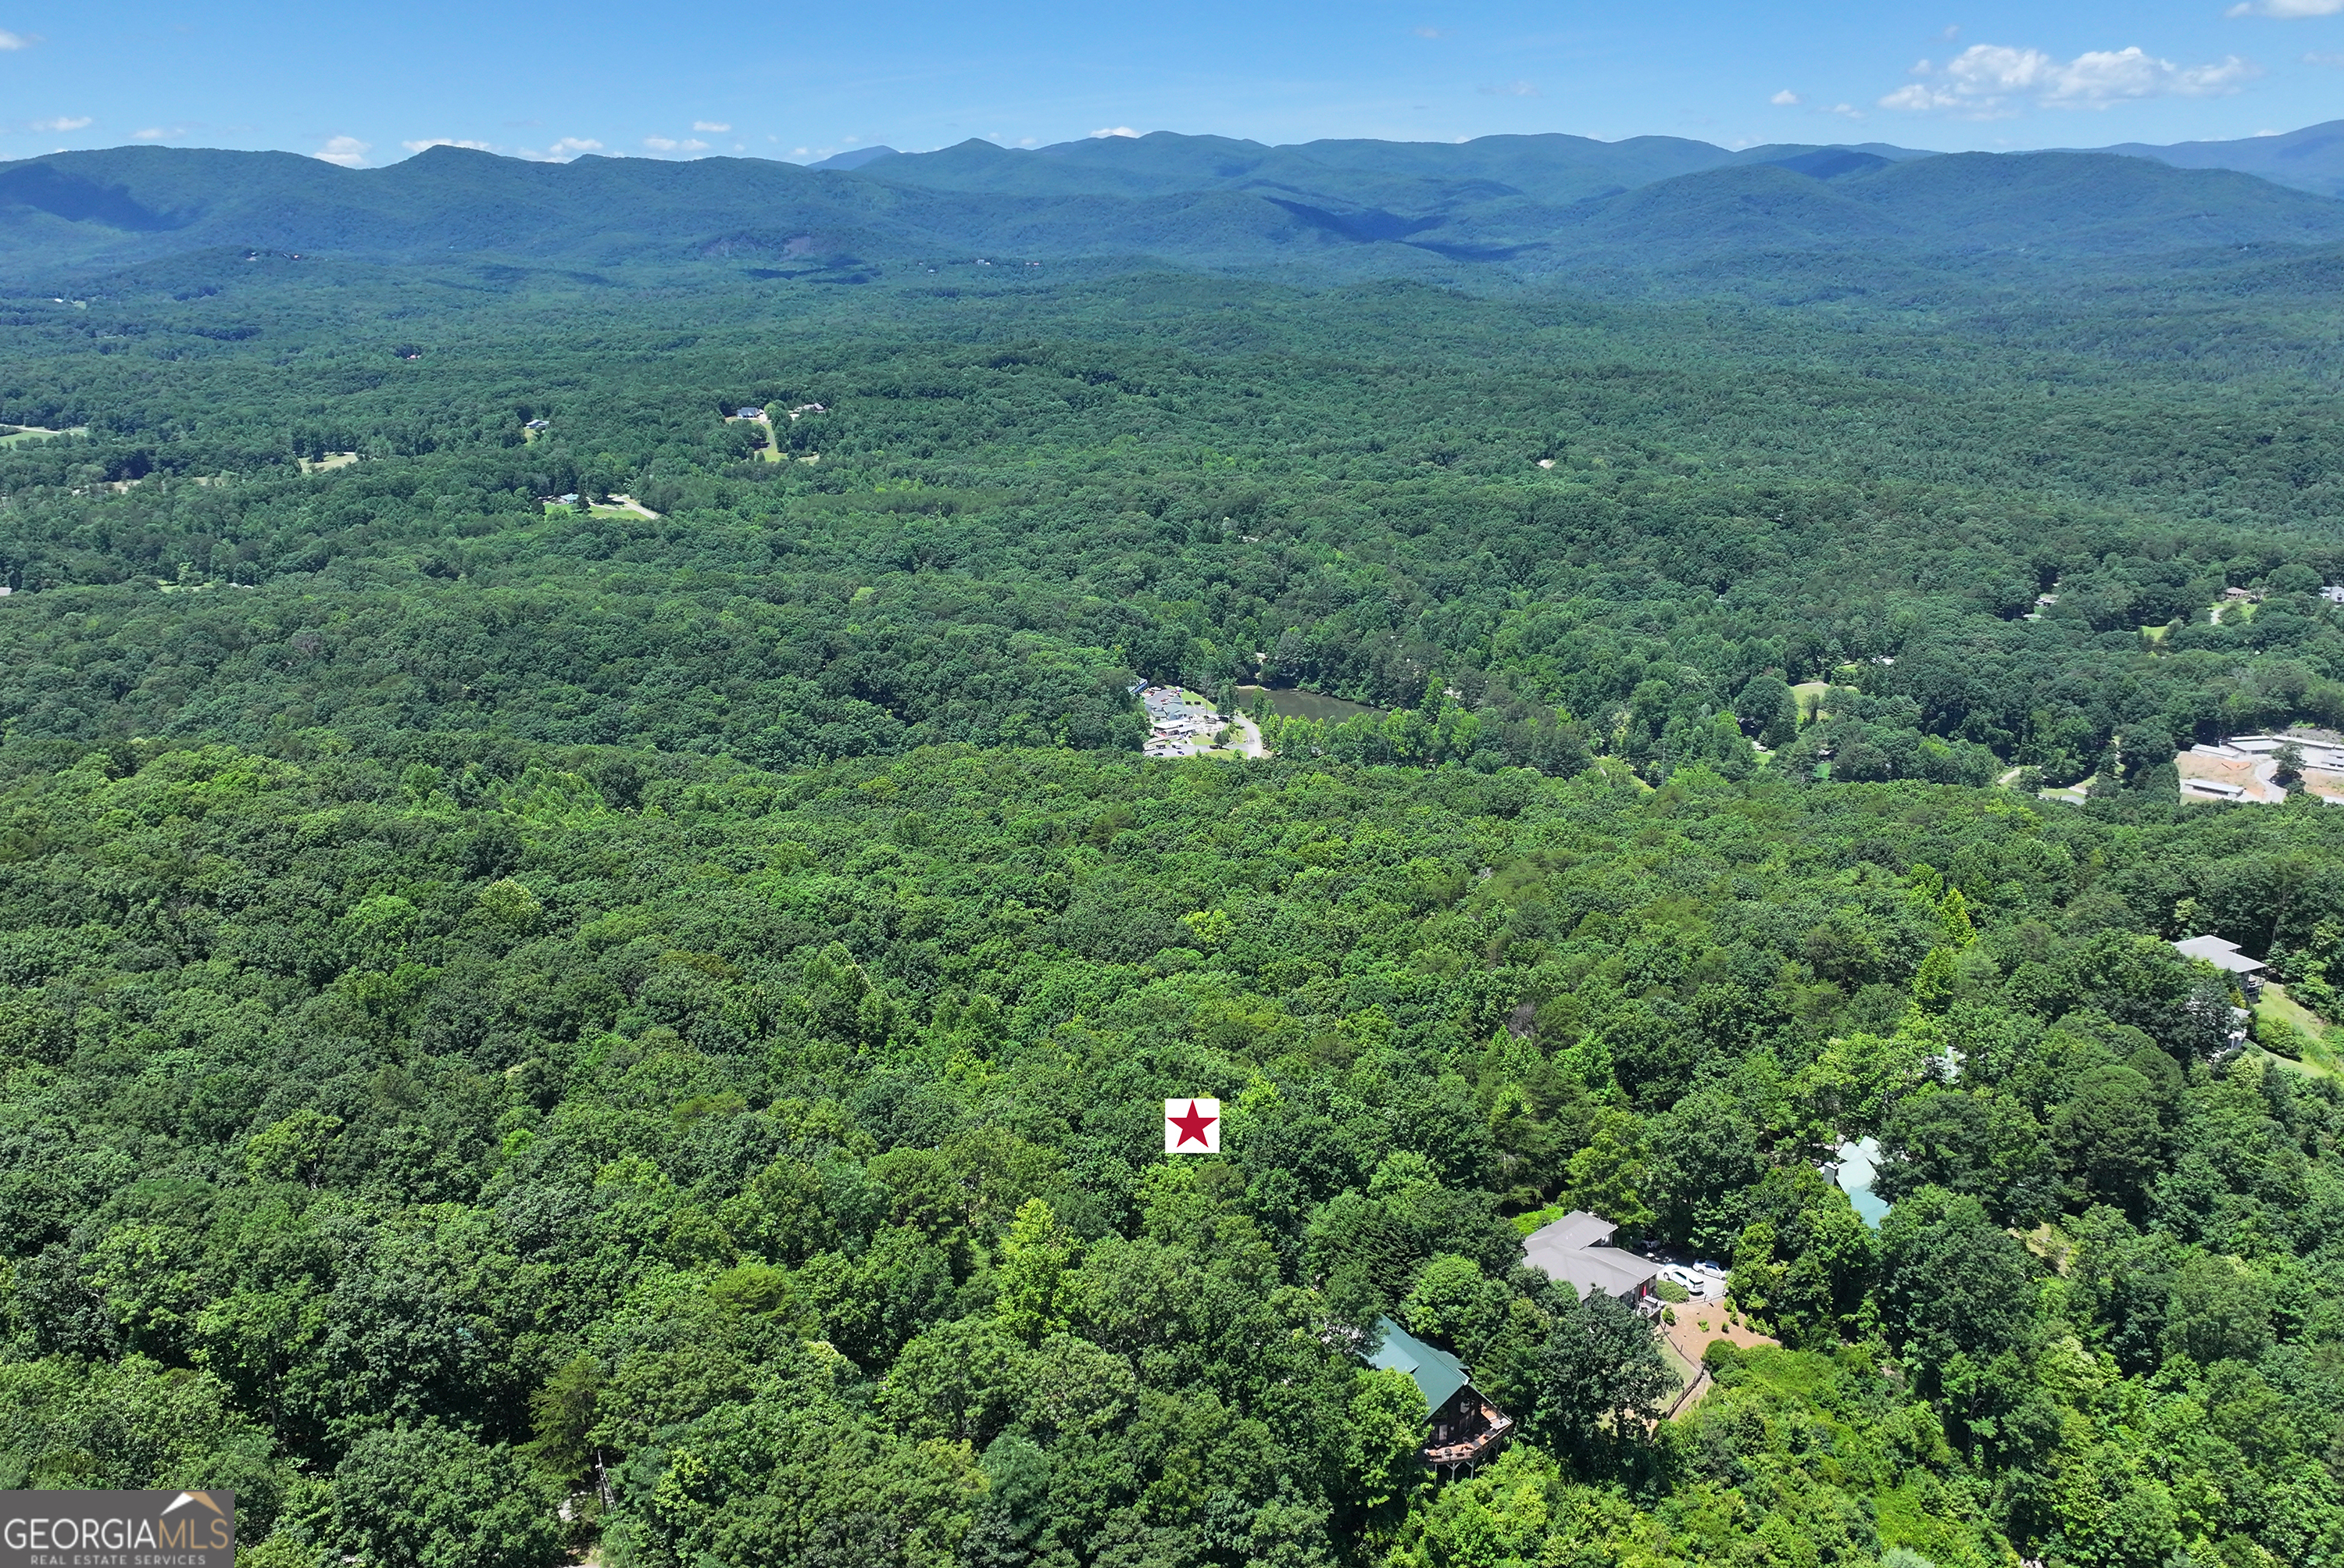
(736, 406, 766, 420)
(523, 419, 549, 430)
(2174, 934, 2267, 1000)
(1521, 1210, 1661, 1316)
(1367, 1317, 1512, 1478)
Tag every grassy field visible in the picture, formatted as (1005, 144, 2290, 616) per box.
(0, 425, 84, 448)
(2257, 983, 2342, 1075)
(541, 501, 656, 520)
(1660, 1335, 1702, 1403)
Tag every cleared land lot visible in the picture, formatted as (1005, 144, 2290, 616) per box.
(0, 424, 84, 447)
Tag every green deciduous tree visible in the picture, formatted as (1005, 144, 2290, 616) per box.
(332, 1422, 558, 1568)
(1876, 1186, 2037, 1391)
(2053, 1066, 2166, 1214)
(991, 1197, 1074, 1343)
(1728, 1166, 1874, 1348)
(1342, 1366, 1429, 1534)
(1523, 1291, 1678, 1475)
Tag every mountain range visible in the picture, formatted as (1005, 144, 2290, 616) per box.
(816, 120, 2344, 202)
(5, 121, 2344, 289)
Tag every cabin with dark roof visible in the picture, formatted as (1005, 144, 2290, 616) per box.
(1367, 1316, 1513, 1477)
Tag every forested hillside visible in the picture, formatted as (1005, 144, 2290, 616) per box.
(2, 136, 2344, 1568)
(2, 252, 2343, 785)
(9, 744, 2344, 1568)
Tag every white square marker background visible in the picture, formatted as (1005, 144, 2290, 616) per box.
(1164, 1097, 1221, 1154)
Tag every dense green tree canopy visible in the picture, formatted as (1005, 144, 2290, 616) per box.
(4, 196, 2344, 1568)
(0, 734, 2339, 1565)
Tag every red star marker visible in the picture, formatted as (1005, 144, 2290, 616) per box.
(1168, 1101, 1216, 1145)
(1165, 1097, 1220, 1153)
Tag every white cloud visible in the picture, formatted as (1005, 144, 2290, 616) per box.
(313, 135, 370, 166)
(0, 30, 34, 49)
(1773, 88, 1860, 117)
(692, 120, 730, 132)
(1478, 80, 1541, 97)
(519, 136, 602, 162)
(1880, 42, 2260, 116)
(2060, 48, 2260, 99)
(402, 138, 494, 153)
(2308, 50, 2344, 64)
(28, 115, 90, 131)
(644, 135, 709, 152)
(2228, 0, 2342, 16)
(1091, 126, 1139, 138)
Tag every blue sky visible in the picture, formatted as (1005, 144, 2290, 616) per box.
(5, 1, 2342, 167)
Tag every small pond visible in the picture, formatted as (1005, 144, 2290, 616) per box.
(1235, 686, 1388, 724)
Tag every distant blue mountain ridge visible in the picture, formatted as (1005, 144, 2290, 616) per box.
(3, 121, 2342, 288)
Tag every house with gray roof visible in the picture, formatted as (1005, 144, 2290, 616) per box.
(1521, 1210, 1662, 1316)
(2174, 934, 2267, 999)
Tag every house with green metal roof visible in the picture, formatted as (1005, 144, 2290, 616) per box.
(1367, 1316, 1513, 1477)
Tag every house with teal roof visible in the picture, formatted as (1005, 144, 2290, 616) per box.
(1368, 1316, 1513, 1477)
